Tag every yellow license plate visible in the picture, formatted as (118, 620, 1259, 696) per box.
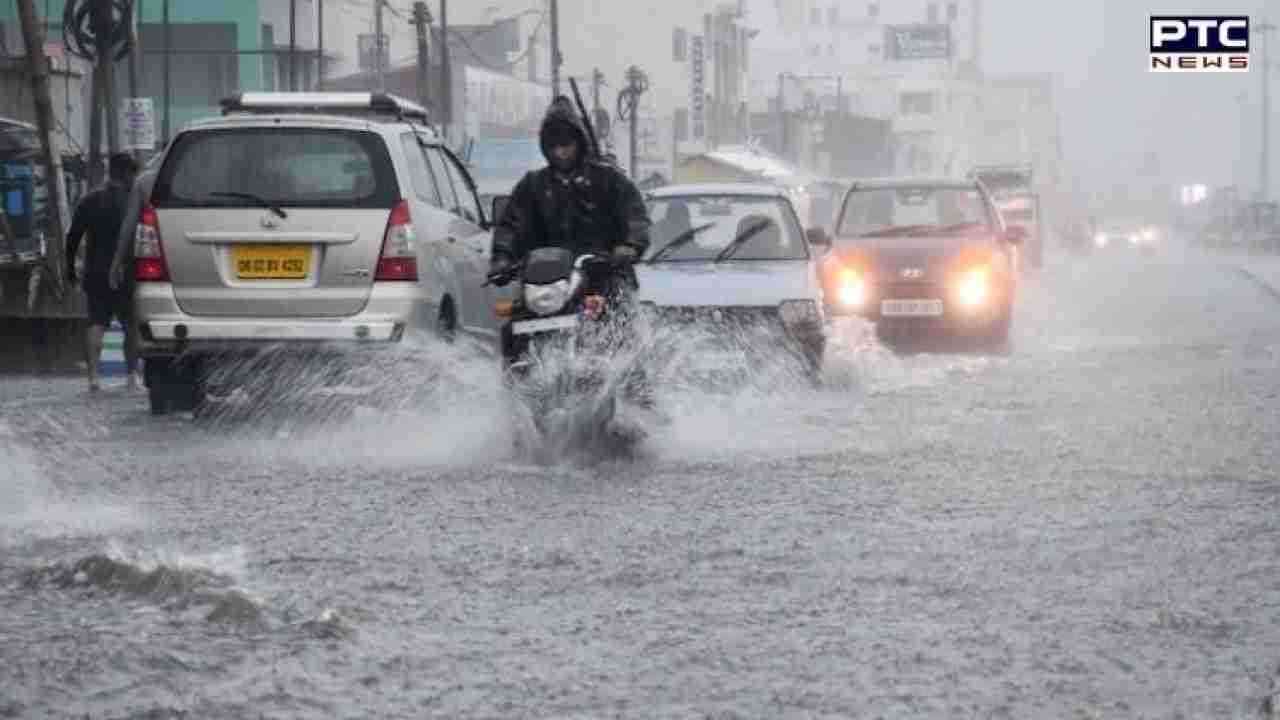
(233, 244, 312, 279)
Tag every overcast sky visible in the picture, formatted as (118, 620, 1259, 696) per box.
(983, 0, 1268, 195)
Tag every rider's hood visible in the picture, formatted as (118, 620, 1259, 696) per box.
(538, 96, 590, 168)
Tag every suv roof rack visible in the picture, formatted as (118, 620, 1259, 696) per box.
(219, 92, 431, 123)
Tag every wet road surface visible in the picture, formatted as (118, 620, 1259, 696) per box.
(2, 249, 1280, 718)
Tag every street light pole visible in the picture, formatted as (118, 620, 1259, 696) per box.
(374, 0, 385, 91)
(550, 0, 561, 96)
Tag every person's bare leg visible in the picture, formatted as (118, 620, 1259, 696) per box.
(86, 323, 105, 391)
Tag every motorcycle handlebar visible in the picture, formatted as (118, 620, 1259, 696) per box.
(483, 252, 636, 287)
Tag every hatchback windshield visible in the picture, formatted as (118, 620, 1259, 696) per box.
(645, 195, 807, 262)
(152, 128, 398, 209)
(838, 186, 995, 238)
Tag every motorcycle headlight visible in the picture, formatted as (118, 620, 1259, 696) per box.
(779, 299, 821, 326)
(524, 280, 571, 316)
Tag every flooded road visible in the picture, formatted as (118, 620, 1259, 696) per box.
(3, 250, 1280, 718)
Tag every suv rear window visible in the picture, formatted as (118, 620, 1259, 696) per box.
(152, 128, 399, 209)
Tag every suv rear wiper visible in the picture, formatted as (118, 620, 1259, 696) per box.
(714, 219, 772, 262)
(646, 222, 715, 263)
(208, 191, 288, 219)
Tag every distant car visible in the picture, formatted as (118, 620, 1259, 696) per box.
(822, 176, 1024, 346)
(1090, 221, 1161, 255)
(135, 92, 494, 415)
(636, 183, 831, 378)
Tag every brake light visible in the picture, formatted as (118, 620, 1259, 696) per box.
(375, 199, 418, 281)
(134, 203, 169, 282)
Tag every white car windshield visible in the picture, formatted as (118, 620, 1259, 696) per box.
(468, 139, 545, 176)
(838, 186, 995, 238)
(645, 195, 807, 262)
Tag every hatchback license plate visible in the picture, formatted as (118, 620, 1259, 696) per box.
(512, 315, 579, 335)
(234, 244, 312, 279)
(881, 299, 943, 317)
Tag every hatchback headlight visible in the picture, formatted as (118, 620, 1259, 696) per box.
(524, 280, 571, 316)
(956, 266, 990, 308)
(779, 299, 820, 325)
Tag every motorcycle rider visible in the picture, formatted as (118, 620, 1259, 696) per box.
(489, 96, 655, 405)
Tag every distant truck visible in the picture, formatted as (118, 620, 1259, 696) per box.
(969, 164, 1044, 269)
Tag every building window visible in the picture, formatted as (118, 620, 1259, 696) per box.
(899, 91, 936, 115)
(869, 43, 882, 59)
(812, 6, 822, 25)
(868, 3, 879, 18)
(137, 22, 239, 105)
(948, 2, 959, 21)
(673, 27, 688, 62)
(828, 44, 835, 57)
(828, 5, 839, 24)
(928, 3, 939, 23)
(810, 44, 821, 57)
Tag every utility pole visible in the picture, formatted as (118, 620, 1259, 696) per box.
(440, 0, 452, 137)
(316, 0, 324, 89)
(162, 0, 171, 145)
(1258, 20, 1275, 203)
(374, 0, 386, 91)
(618, 66, 649, 179)
(128, 0, 142, 162)
(289, 0, 297, 91)
(592, 67, 603, 110)
(440, 0, 450, 123)
(14, 0, 67, 284)
(549, 0, 561, 96)
(411, 2, 433, 112)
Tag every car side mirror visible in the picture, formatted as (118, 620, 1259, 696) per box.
(805, 227, 832, 248)
(1003, 225, 1027, 245)
(491, 195, 511, 226)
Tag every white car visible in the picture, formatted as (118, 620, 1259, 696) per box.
(134, 92, 497, 413)
(636, 183, 832, 377)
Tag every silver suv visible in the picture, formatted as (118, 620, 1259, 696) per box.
(135, 92, 492, 415)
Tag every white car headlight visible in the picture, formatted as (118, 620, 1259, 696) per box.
(1128, 233, 1140, 245)
(779, 299, 820, 325)
(524, 280, 571, 316)
(1094, 232, 1108, 247)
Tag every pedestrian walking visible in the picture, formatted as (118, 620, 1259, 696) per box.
(65, 152, 139, 392)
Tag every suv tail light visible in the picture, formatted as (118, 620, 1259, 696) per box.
(134, 203, 170, 282)
(375, 199, 418, 281)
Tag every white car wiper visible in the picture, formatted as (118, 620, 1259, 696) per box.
(714, 219, 772, 263)
(646, 222, 716, 263)
(209, 191, 288, 219)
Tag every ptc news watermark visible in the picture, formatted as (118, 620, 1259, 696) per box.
(1150, 16, 1250, 72)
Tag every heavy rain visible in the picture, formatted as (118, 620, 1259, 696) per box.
(2, 0, 1280, 717)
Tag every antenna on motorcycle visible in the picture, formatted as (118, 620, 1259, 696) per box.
(569, 77, 602, 161)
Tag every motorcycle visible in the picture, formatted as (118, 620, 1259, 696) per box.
(486, 247, 647, 457)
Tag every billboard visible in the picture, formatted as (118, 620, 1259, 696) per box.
(885, 24, 952, 60)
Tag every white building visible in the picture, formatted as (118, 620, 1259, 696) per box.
(747, 0, 985, 176)
(320, 0, 752, 179)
